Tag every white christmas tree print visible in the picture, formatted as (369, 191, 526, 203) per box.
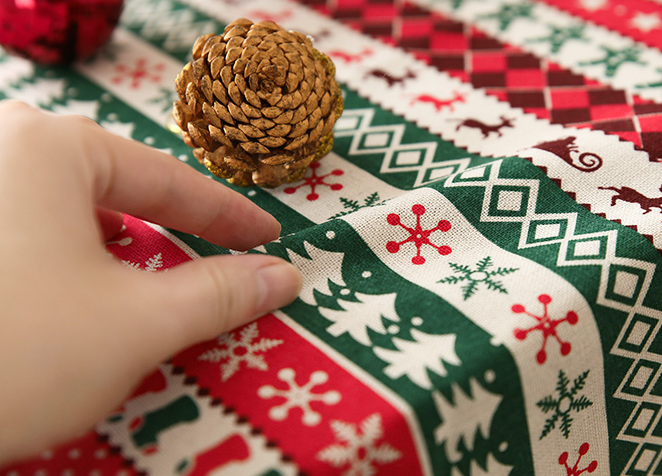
(198, 322, 283, 382)
(100, 118, 136, 139)
(258, 368, 341, 426)
(4, 77, 65, 107)
(450, 453, 512, 476)
(51, 99, 100, 119)
(122, 0, 218, 52)
(0, 56, 34, 90)
(286, 242, 346, 305)
(373, 329, 460, 389)
(433, 378, 503, 463)
(319, 292, 399, 345)
(122, 253, 164, 272)
(317, 413, 402, 476)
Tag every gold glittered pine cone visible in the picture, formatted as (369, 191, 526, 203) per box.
(173, 18, 344, 188)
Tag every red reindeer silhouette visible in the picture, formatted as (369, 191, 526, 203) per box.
(410, 91, 466, 112)
(247, 9, 292, 23)
(328, 48, 373, 63)
(455, 116, 513, 137)
(599, 184, 662, 214)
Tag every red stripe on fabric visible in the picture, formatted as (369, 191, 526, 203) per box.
(171, 314, 424, 475)
(105, 214, 193, 269)
(539, 0, 662, 51)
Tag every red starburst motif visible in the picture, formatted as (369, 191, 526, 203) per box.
(512, 294, 578, 364)
(386, 204, 452, 265)
(112, 58, 165, 89)
(559, 442, 597, 475)
(283, 162, 343, 201)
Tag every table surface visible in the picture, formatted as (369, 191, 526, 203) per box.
(3, 0, 662, 475)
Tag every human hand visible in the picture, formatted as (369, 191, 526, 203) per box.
(0, 101, 302, 465)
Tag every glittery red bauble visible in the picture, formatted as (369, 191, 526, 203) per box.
(0, 0, 124, 65)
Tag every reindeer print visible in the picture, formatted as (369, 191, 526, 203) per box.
(366, 69, 416, 86)
(599, 184, 662, 214)
(410, 91, 466, 112)
(455, 116, 513, 137)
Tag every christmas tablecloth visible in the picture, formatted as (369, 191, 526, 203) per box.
(3, 0, 662, 474)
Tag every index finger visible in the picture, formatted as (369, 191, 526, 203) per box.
(86, 118, 281, 251)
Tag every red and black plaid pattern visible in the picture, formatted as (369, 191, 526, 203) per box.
(297, 0, 662, 160)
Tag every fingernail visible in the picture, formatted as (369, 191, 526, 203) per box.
(255, 261, 303, 314)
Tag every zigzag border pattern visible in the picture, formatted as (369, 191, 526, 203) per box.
(334, 108, 472, 187)
(444, 160, 662, 475)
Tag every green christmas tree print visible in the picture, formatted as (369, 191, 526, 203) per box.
(329, 192, 382, 219)
(537, 369, 592, 439)
(438, 256, 518, 300)
(478, 3, 535, 31)
(527, 24, 587, 54)
(580, 45, 645, 77)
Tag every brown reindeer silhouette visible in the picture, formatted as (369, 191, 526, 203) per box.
(366, 69, 417, 86)
(599, 184, 662, 214)
(410, 91, 466, 112)
(455, 116, 513, 137)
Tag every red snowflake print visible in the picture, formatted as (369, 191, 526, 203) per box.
(386, 204, 452, 265)
(512, 294, 578, 364)
(283, 162, 343, 201)
(559, 442, 597, 475)
(112, 59, 165, 89)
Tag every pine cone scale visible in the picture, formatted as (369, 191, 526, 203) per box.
(212, 80, 229, 104)
(213, 102, 233, 125)
(239, 123, 265, 139)
(268, 124, 291, 137)
(241, 101, 262, 118)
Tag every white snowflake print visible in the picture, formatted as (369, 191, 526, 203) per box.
(121, 252, 164, 272)
(317, 413, 402, 476)
(258, 368, 341, 426)
(198, 323, 283, 382)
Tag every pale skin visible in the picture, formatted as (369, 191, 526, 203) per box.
(0, 101, 302, 466)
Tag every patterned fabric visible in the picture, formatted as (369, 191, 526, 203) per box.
(2, 0, 662, 475)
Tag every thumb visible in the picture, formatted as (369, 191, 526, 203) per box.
(135, 254, 302, 362)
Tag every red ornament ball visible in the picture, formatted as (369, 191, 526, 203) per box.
(0, 0, 124, 65)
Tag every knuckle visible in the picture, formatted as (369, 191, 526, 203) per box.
(0, 99, 32, 112)
(201, 259, 256, 332)
(63, 112, 98, 129)
(201, 262, 235, 332)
